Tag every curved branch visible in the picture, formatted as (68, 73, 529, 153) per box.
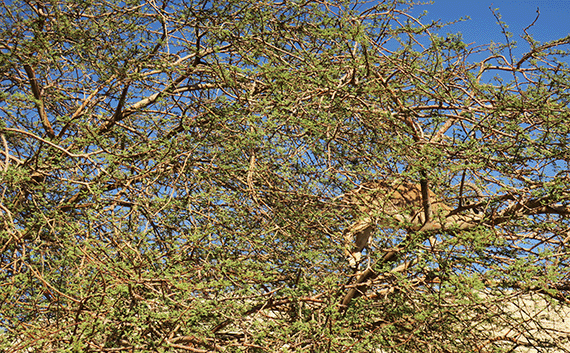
(516, 35, 570, 69)
(3, 127, 100, 158)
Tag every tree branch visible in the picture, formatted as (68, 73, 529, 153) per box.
(23, 64, 55, 139)
(516, 35, 570, 69)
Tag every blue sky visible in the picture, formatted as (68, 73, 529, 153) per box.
(412, 0, 570, 52)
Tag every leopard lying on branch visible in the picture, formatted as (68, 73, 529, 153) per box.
(342, 179, 484, 267)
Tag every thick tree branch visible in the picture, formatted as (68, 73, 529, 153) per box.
(23, 64, 55, 139)
(99, 81, 131, 133)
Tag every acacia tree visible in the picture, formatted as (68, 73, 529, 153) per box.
(1, 0, 569, 351)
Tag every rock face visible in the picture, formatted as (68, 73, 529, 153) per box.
(211, 292, 570, 352)
(476, 293, 570, 352)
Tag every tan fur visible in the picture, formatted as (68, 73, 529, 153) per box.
(343, 180, 482, 267)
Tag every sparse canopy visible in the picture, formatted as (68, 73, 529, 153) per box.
(1, 0, 569, 351)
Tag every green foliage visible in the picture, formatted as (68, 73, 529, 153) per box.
(1, 0, 569, 352)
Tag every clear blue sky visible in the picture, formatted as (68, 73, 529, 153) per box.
(412, 0, 570, 52)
